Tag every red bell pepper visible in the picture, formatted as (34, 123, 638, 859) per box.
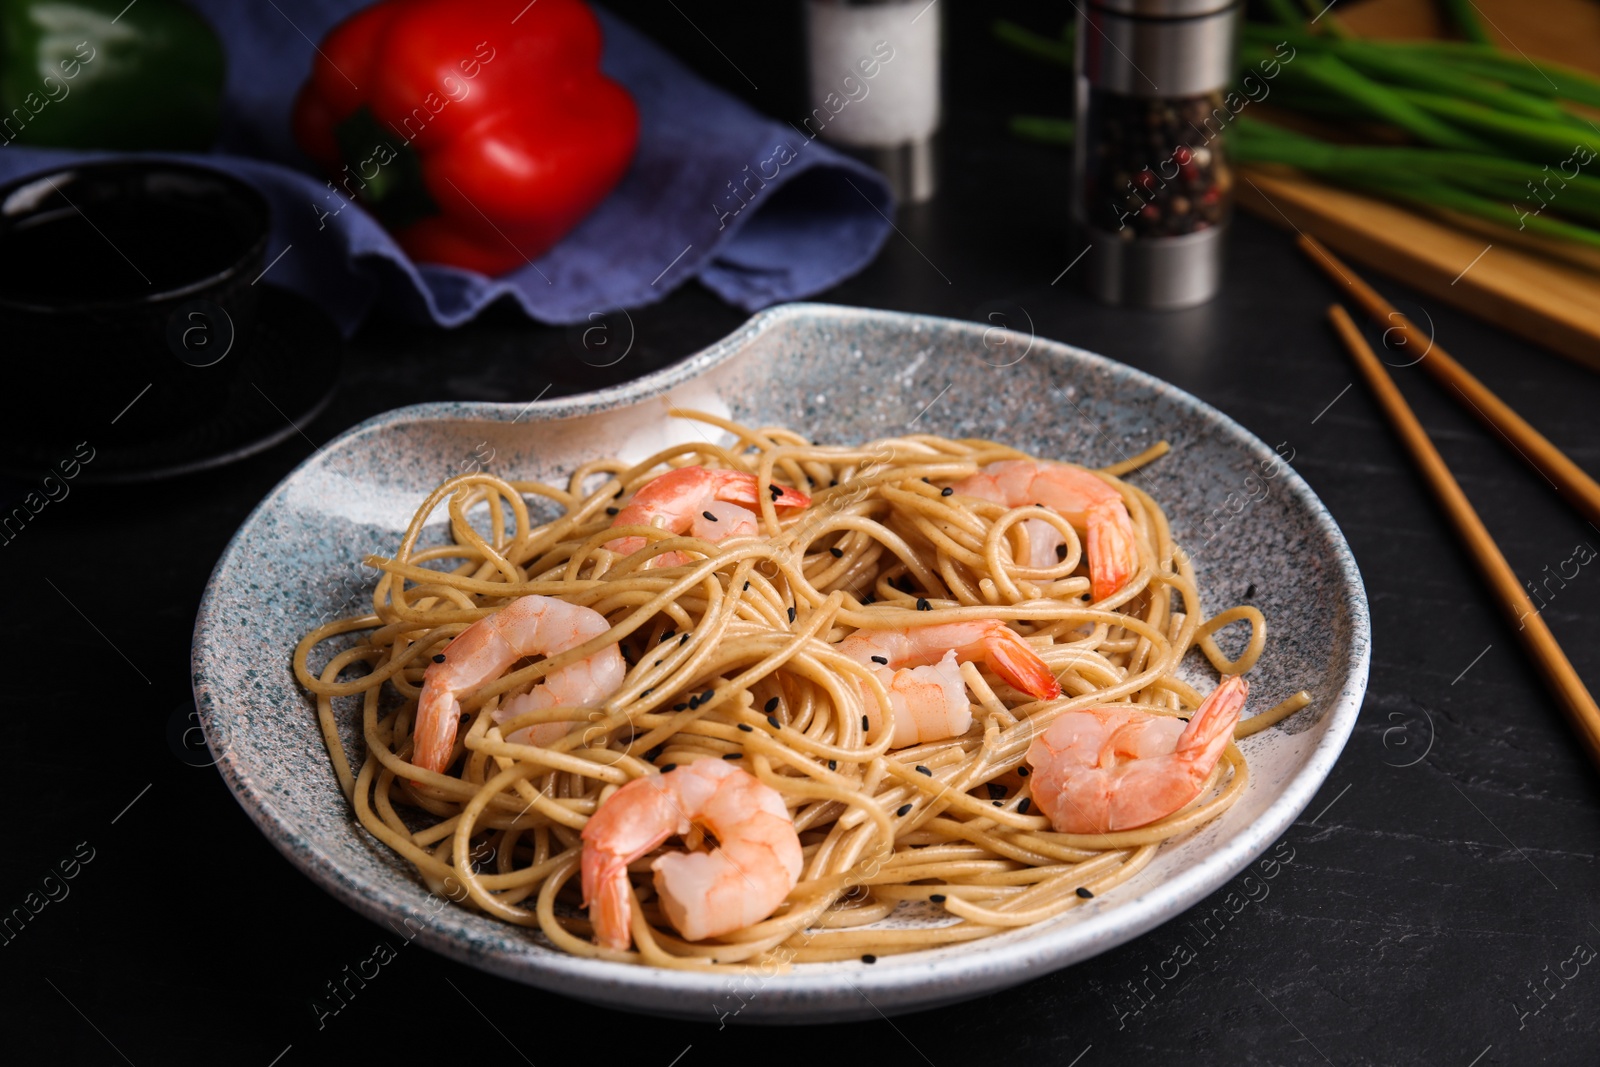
(292, 0, 638, 275)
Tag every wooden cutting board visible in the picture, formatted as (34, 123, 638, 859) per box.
(1235, 0, 1600, 369)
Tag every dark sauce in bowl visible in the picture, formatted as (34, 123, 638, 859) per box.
(0, 162, 270, 445)
(0, 200, 252, 304)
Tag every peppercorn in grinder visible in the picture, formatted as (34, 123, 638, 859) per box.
(1073, 0, 1239, 308)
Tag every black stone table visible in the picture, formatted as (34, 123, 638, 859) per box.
(5, 3, 1596, 1063)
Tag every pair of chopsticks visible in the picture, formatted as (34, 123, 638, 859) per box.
(1300, 235, 1600, 767)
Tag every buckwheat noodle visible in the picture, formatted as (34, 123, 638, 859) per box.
(293, 411, 1310, 970)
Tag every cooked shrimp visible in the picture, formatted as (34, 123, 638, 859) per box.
(953, 460, 1139, 601)
(838, 621, 1062, 748)
(412, 595, 625, 774)
(1026, 675, 1248, 833)
(580, 759, 802, 950)
(604, 466, 811, 566)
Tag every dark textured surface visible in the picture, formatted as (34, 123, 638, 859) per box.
(4, 2, 1597, 1064)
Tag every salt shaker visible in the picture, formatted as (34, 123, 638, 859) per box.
(804, 0, 941, 203)
(1074, 0, 1239, 307)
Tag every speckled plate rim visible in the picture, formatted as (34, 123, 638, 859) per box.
(193, 302, 1370, 1021)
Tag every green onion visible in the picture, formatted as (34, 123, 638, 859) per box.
(1440, 0, 1493, 45)
(1287, 53, 1495, 151)
(995, 7, 1600, 253)
(1339, 169, 1600, 249)
(1295, 0, 1352, 39)
(1314, 43, 1569, 122)
(991, 19, 1073, 67)
(1393, 89, 1600, 158)
(1008, 115, 1074, 145)
(1260, 0, 1306, 28)
(1234, 119, 1600, 221)
(1379, 44, 1600, 108)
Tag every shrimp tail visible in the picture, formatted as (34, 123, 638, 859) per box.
(710, 469, 812, 511)
(1086, 499, 1139, 602)
(581, 848, 637, 952)
(1177, 675, 1249, 765)
(579, 775, 683, 950)
(412, 688, 461, 775)
(983, 628, 1062, 701)
(773, 485, 811, 508)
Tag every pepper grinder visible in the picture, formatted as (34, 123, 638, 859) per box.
(804, 0, 941, 203)
(1074, 0, 1239, 308)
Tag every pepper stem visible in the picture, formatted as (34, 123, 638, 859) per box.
(332, 106, 438, 229)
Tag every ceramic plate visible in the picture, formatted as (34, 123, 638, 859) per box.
(192, 303, 1369, 1023)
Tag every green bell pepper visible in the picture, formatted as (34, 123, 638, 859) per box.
(0, 0, 224, 150)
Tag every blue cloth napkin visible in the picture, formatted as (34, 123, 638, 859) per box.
(0, 1, 894, 333)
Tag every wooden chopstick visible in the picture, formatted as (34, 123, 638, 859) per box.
(1328, 304, 1600, 767)
(1299, 235, 1600, 531)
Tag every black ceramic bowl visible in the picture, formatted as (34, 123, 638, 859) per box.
(0, 161, 270, 445)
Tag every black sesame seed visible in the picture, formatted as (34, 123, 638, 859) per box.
(828, 760, 837, 771)
(743, 581, 751, 591)
(787, 606, 797, 623)
(605, 507, 619, 516)
(701, 689, 715, 703)
(861, 954, 877, 964)
(702, 510, 718, 522)
(660, 629, 675, 642)
(862, 715, 870, 731)
(653, 659, 662, 667)
(767, 715, 781, 730)
(1017, 798, 1032, 815)
(941, 486, 953, 496)
(673, 703, 689, 712)
(916, 598, 930, 611)
(614, 488, 625, 498)
(640, 688, 653, 697)
(432, 654, 446, 663)
(929, 894, 947, 903)
(922, 477, 931, 483)
(644, 746, 664, 761)
(660, 763, 677, 773)
(871, 655, 888, 665)
(992, 800, 1003, 807)
(1055, 543, 1068, 561)
(987, 783, 1006, 800)
(723, 752, 743, 760)
(830, 547, 843, 558)
(764, 697, 780, 713)
(1016, 765, 1030, 777)
(688, 697, 700, 710)
(738, 723, 754, 732)
(1245, 582, 1256, 598)
(915, 765, 932, 776)
(1076, 887, 1094, 899)
(680, 633, 691, 645)
(896, 803, 913, 817)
